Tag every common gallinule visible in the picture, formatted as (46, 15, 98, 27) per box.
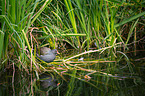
(37, 47, 58, 63)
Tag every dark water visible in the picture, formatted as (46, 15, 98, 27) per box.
(0, 49, 145, 96)
(55, 49, 145, 96)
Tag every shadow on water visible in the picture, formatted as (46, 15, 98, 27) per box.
(0, 49, 145, 96)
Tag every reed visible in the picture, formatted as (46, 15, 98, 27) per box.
(0, 0, 145, 95)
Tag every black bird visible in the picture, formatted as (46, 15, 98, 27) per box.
(37, 47, 58, 63)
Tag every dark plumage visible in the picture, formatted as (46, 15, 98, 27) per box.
(37, 47, 58, 63)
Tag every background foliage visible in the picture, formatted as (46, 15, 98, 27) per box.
(0, 0, 145, 95)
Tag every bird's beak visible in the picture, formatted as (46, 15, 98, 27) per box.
(57, 50, 60, 54)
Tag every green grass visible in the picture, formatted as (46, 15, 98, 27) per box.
(0, 0, 145, 95)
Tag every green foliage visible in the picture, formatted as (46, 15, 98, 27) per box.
(0, 0, 145, 95)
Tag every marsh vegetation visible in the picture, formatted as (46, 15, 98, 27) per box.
(0, 0, 145, 96)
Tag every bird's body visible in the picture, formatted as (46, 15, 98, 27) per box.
(37, 47, 58, 63)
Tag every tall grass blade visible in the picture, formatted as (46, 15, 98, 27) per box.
(115, 11, 145, 27)
(64, 0, 81, 47)
(0, 30, 4, 62)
